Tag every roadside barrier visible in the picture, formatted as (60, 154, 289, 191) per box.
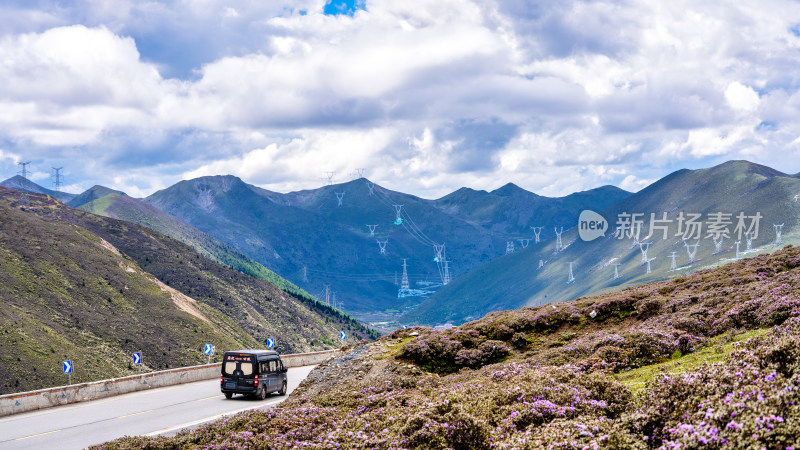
(0, 349, 340, 417)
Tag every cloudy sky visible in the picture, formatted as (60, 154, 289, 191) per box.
(1, 0, 800, 198)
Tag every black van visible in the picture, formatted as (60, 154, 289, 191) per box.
(220, 349, 287, 399)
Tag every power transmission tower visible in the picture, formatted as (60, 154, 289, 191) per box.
(335, 191, 345, 206)
(401, 259, 410, 290)
(774, 224, 784, 247)
(613, 263, 621, 279)
(354, 168, 366, 179)
(745, 231, 754, 252)
(713, 236, 724, 254)
(367, 182, 375, 196)
(323, 285, 331, 306)
(433, 244, 445, 262)
(52, 167, 64, 192)
(645, 257, 656, 274)
(393, 205, 404, 225)
(538, 259, 544, 269)
(302, 266, 308, 283)
(554, 227, 564, 253)
(531, 227, 543, 243)
(567, 262, 575, 283)
(18, 161, 31, 180)
(443, 260, 451, 285)
(684, 240, 700, 264)
(518, 238, 531, 249)
(735, 241, 741, 259)
(377, 239, 388, 255)
(324, 172, 335, 185)
(17, 161, 31, 205)
(398, 259, 410, 297)
(367, 224, 378, 237)
(669, 252, 678, 271)
(630, 225, 642, 248)
(506, 241, 515, 255)
(639, 241, 652, 264)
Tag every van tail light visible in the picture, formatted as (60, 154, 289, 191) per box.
(254, 375, 259, 386)
(220, 375, 223, 385)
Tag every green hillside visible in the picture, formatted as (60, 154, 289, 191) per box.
(0, 187, 373, 394)
(66, 185, 124, 208)
(406, 160, 800, 325)
(78, 192, 313, 299)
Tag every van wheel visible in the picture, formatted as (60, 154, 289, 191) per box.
(258, 386, 267, 400)
(224, 392, 233, 399)
(279, 381, 287, 396)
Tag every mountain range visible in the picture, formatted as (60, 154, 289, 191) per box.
(406, 160, 800, 324)
(142, 176, 629, 321)
(5, 160, 797, 329)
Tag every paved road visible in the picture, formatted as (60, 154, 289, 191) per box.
(0, 365, 315, 449)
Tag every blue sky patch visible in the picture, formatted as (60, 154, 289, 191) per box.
(323, 0, 366, 16)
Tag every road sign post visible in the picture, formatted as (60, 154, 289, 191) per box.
(203, 344, 215, 364)
(132, 352, 142, 379)
(340, 330, 347, 341)
(266, 338, 275, 349)
(63, 360, 73, 385)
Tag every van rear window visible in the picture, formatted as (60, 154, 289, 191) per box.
(223, 362, 237, 374)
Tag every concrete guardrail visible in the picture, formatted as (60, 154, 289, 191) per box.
(0, 349, 340, 418)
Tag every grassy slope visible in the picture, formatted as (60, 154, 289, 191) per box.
(0, 192, 250, 393)
(66, 185, 125, 208)
(407, 160, 800, 325)
(100, 244, 800, 449)
(0, 187, 373, 394)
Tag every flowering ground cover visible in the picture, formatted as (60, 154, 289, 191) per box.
(97, 245, 800, 449)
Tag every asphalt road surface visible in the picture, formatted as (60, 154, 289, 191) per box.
(0, 365, 316, 449)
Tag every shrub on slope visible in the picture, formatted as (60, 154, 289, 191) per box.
(98, 246, 800, 449)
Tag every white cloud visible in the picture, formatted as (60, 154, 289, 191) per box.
(0, 149, 20, 165)
(183, 128, 398, 191)
(2, 0, 800, 196)
(725, 82, 760, 112)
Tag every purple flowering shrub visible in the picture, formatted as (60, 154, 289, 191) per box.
(619, 319, 800, 449)
(398, 332, 463, 373)
(96, 245, 800, 450)
(453, 340, 510, 368)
